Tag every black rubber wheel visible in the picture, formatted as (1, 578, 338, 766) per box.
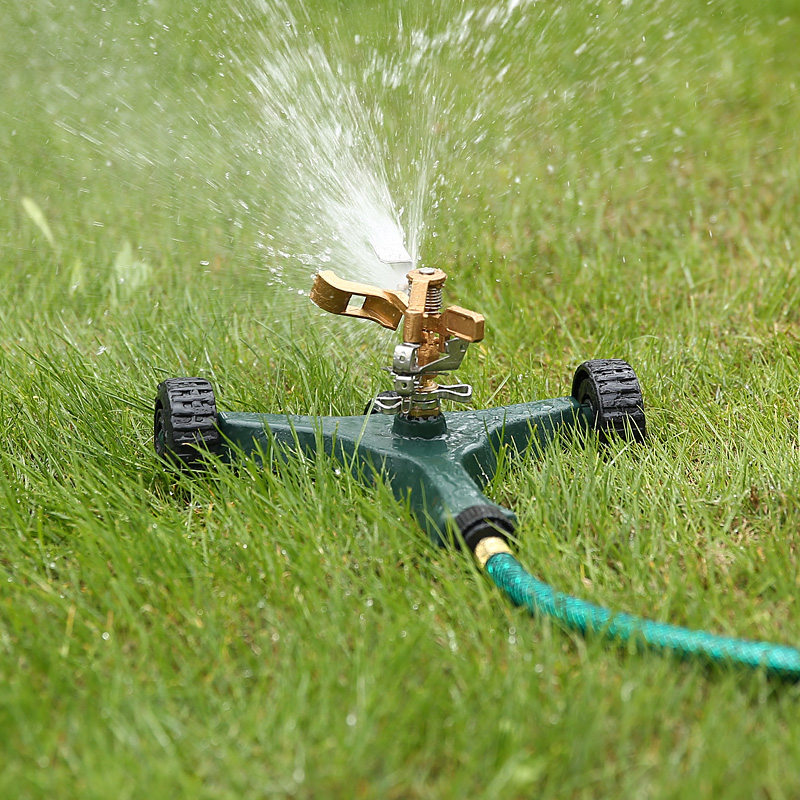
(571, 359, 646, 443)
(154, 377, 220, 468)
(364, 390, 400, 415)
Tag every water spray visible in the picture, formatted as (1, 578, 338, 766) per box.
(154, 267, 800, 679)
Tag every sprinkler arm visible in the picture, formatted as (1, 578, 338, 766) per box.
(310, 270, 407, 331)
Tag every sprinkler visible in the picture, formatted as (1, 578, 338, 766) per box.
(155, 265, 641, 548)
(154, 265, 800, 678)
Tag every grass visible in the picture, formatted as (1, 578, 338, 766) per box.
(2, 0, 800, 797)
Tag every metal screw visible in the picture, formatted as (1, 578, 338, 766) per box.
(418, 267, 435, 275)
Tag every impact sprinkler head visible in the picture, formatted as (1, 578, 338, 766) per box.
(310, 266, 484, 418)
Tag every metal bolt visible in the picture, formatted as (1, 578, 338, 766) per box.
(418, 267, 435, 275)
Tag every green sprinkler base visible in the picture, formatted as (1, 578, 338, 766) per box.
(154, 360, 645, 549)
(215, 396, 590, 547)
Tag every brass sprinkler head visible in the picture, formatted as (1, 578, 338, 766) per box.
(310, 267, 484, 417)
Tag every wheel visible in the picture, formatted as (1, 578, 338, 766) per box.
(571, 359, 646, 443)
(154, 377, 220, 468)
(364, 390, 400, 415)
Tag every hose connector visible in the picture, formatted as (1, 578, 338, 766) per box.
(453, 504, 515, 554)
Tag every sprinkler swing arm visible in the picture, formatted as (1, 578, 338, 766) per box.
(154, 264, 800, 677)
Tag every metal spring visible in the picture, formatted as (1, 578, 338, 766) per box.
(425, 285, 443, 313)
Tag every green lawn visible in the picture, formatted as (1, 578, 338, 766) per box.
(3, 1, 800, 797)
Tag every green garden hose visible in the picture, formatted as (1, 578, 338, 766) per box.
(479, 541, 800, 678)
